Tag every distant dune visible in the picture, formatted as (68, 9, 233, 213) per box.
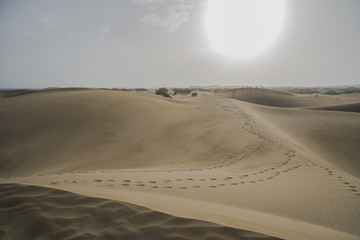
(309, 103, 360, 113)
(1, 88, 360, 240)
(212, 87, 360, 108)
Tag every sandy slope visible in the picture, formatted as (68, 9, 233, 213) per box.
(1, 88, 360, 240)
(0, 183, 278, 240)
(212, 88, 360, 108)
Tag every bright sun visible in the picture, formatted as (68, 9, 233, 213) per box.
(205, 0, 285, 58)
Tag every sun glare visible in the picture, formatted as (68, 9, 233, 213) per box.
(205, 0, 285, 58)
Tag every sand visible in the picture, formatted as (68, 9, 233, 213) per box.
(0, 183, 279, 240)
(0, 88, 360, 240)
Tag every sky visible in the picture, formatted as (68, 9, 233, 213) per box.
(0, 0, 359, 88)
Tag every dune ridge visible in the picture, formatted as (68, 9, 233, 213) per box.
(212, 87, 360, 108)
(1, 88, 360, 240)
(0, 183, 280, 240)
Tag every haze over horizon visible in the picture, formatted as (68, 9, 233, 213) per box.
(0, 0, 359, 89)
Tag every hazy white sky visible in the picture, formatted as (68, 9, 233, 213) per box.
(0, 0, 359, 88)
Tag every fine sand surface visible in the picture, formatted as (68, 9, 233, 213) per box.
(0, 183, 279, 240)
(1, 88, 360, 240)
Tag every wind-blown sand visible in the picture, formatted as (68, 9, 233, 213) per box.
(1, 88, 360, 240)
(0, 183, 278, 240)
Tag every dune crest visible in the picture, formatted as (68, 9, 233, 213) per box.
(0, 183, 281, 240)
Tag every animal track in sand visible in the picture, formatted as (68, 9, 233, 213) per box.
(121, 184, 130, 186)
(93, 180, 102, 182)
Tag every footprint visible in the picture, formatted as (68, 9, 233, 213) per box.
(124, 180, 131, 183)
(50, 182, 59, 185)
(210, 178, 217, 180)
(151, 186, 159, 188)
(107, 184, 114, 187)
(192, 186, 200, 188)
(94, 180, 102, 182)
(209, 186, 217, 188)
(187, 178, 194, 181)
(136, 184, 145, 187)
(231, 183, 238, 185)
(121, 184, 130, 186)
(107, 179, 115, 182)
(249, 181, 256, 183)
(179, 187, 188, 189)
(149, 181, 157, 184)
(164, 186, 173, 189)
(72, 181, 77, 183)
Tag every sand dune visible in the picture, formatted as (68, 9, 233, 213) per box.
(309, 103, 360, 113)
(243, 103, 360, 177)
(0, 183, 279, 240)
(1, 88, 360, 240)
(212, 87, 360, 108)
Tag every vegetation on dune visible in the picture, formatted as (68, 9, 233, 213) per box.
(155, 88, 171, 98)
(172, 88, 191, 95)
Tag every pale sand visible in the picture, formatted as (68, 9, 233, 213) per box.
(0, 88, 360, 240)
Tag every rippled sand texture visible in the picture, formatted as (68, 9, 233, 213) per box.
(0, 184, 281, 240)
